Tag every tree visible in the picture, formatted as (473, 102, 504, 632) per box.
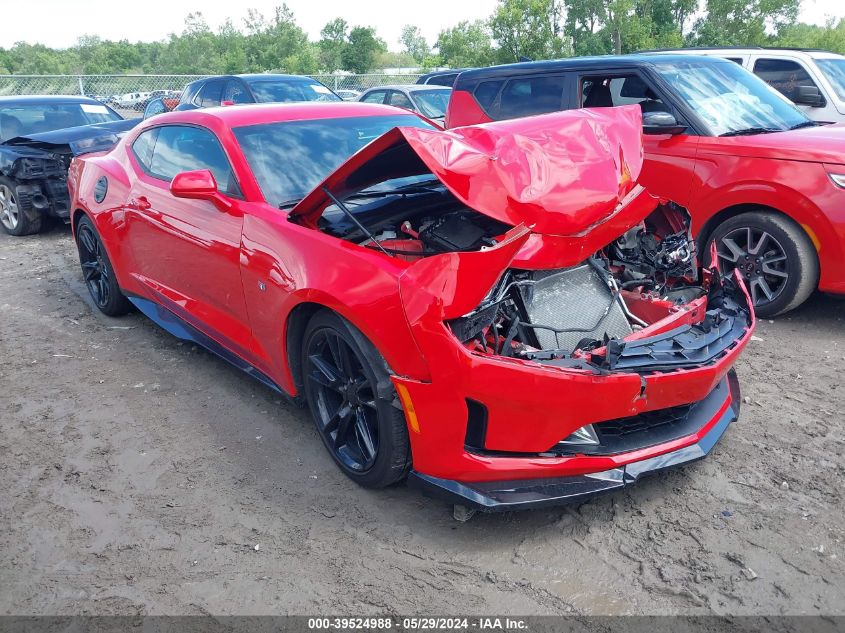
(341, 26, 385, 73)
(318, 18, 349, 72)
(775, 18, 845, 54)
(489, 0, 565, 62)
(399, 25, 430, 64)
(689, 0, 800, 46)
(435, 20, 496, 67)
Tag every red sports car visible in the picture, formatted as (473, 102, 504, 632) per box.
(68, 102, 754, 516)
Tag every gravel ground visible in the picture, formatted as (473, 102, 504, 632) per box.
(0, 227, 843, 617)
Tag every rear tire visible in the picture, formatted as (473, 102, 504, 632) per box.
(706, 211, 818, 317)
(301, 311, 411, 488)
(75, 215, 132, 316)
(0, 176, 42, 236)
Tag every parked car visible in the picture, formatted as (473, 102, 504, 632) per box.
(175, 74, 341, 110)
(67, 102, 752, 516)
(359, 85, 451, 121)
(416, 69, 469, 87)
(0, 95, 137, 235)
(336, 89, 362, 101)
(644, 48, 845, 123)
(117, 92, 150, 109)
(446, 54, 845, 316)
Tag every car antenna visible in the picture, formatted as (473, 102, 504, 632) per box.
(321, 186, 391, 257)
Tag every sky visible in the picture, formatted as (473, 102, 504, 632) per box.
(2, 0, 844, 51)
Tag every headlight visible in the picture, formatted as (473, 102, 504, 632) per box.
(829, 173, 845, 189)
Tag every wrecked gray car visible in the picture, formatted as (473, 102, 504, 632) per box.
(0, 96, 138, 235)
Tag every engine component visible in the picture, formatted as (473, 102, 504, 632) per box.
(519, 265, 633, 353)
(419, 213, 487, 252)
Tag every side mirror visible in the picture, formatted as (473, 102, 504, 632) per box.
(793, 85, 825, 107)
(643, 111, 687, 136)
(170, 170, 233, 212)
(143, 97, 168, 120)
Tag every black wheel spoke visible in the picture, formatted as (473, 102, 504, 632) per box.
(334, 405, 354, 450)
(308, 354, 343, 390)
(79, 229, 97, 255)
(354, 408, 377, 465)
(305, 327, 382, 474)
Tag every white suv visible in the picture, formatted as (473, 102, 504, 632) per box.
(645, 48, 845, 123)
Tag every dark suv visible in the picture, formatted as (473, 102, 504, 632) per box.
(176, 74, 341, 110)
(446, 55, 845, 316)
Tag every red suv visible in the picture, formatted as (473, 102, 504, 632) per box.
(446, 54, 845, 316)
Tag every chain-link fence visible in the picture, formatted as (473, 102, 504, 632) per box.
(0, 73, 424, 117)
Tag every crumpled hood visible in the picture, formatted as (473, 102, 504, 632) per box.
(291, 106, 647, 236)
(699, 122, 845, 165)
(1, 118, 139, 156)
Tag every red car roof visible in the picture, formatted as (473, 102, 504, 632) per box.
(146, 102, 410, 129)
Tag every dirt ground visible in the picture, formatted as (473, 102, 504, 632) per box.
(1, 227, 843, 617)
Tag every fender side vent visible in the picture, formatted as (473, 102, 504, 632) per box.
(464, 399, 488, 451)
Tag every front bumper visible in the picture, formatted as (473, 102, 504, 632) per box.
(409, 371, 740, 512)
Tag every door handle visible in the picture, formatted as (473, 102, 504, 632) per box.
(132, 196, 151, 211)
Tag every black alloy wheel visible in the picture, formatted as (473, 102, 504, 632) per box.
(302, 311, 410, 488)
(75, 216, 132, 316)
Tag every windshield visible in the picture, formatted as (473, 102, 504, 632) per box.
(247, 79, 341, 104)
(652, 59, 809, 136)
(233, 114, 436, 207)
(816, 58, 845, 101)
(0, 102, 122, 142)
(412, 89, 451, 119)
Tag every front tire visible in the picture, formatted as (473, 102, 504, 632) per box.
(302, 311, 411, 488)
(707, 211, 818, 317)
(75, 215, 132, 316)
(0, 176, 42, 236)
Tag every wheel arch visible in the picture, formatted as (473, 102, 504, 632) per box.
(285, 301, 327, 399)
(284, 300, 406, 399)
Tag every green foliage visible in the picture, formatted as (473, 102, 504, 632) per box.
(774, 18, 845, 53)
(341, 27, 386, 73)
(399, 25, 430, 63)
(435, 21, 497, 68)
(490, 0, 565, 62)
(0, 2, 843, 77)
(688, 0, 800, 46)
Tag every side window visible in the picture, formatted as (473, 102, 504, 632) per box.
(147, 125, 240, 196)
(362, 90, 387, 104)
(473, 79, 505, 112)
(131, 128, 158, 171)
(752, 59, 819, 102)
(197, 80, 225, 108)
(388, 91, 414, 109)
(223, 80, 251, 105)
(581, 74, 669, 115)
(497, 75, 566, 119)
(726, 58, 744, 65)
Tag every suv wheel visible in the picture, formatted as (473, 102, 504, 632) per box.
(707, 211, 818, 317)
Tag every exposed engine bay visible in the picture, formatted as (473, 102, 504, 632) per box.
(318, 183, 509, 259)
(441, 203, 751, 372)
(314, 176, 751, 374)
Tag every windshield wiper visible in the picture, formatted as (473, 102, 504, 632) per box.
(345, 182, 444, 201)
(278, 197, 304, 210)
(788, 120, 819, 130)
(719, 127, 782, 137)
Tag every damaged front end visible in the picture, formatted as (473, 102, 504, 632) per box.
(0, 118, 137, 220)
(290, 106, 754, 511)
(448, 203, 752, 375)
